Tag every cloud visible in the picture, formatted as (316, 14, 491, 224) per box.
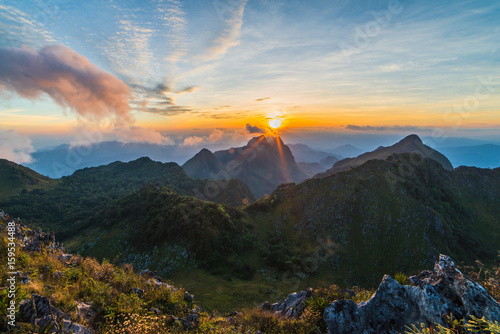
(202, 0, 248, 61)
(113, 126, 174, 145)
(255, 97, 271, 102)
(177, 86, 200, 94)
(182, 136, 205, 146)
(142, 105, 194, 116)
(346, 125, 424, 131)
(208, 129, 224, 142)
(0, 129, 34, 163)
(0, 45, 132, 124)
(246, 123, 265, 134)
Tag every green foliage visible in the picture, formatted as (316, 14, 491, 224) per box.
(395, 272, 409, 285)
(405, 316, 500, 334)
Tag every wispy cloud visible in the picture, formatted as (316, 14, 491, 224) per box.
(254, 97, 271, 102)
(200, 0, 248, 61)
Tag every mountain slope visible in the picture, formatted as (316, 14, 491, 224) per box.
(1, 157, 254, 239)
(183, 136, 309, 198)
(0, 159, 57, 200)
(315, 134, 453, 178)
(247, 153, 500, 286)
(69, 185, 256, 277)
(287, 143, 342, 163)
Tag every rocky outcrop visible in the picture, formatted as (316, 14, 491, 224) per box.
(324, 254, 500, 334)
(261, 288, 313, 318)
(19, 294, 93, 334)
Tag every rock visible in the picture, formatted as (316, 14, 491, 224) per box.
(76, 302, 96, 320)
(261, 288, 314, 318)
(140, 269, 157, 277)
(184, 291, 194, 302)
(130, 288, 145, 299)
(179, 310, 200, 329)
(18, 294, 92, 334)
(58, 254, 73, 262)
(324, 254, 500, 334)
(19, 294, 68, 323)
(53, 271, 63, 279)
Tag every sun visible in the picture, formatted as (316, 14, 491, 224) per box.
(268, 118, 283, 129)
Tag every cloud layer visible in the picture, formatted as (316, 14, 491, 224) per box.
(0, 129, 34, 163)
(0, 45, 132, 124)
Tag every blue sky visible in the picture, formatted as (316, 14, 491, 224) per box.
(0, 0, 499, 161)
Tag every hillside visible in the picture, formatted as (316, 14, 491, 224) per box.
(247, 153, 500, 286)
(183, 136, 309, 198)
(315, 134, 453, 178)
(0, 157, 255, 240)
(0, 159, 57, 200)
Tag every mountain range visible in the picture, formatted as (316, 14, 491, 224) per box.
(183, 135, 310, 198)
(1, 134, 500, 301)
(315, 134, 453, 178)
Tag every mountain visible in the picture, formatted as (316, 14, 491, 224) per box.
(183, 136, 309, 198)
(71, 184, 256, 277)
(438, 144, 500, 168)
(287, 143, 342, 163)
(327, 144, 363, 158)
(0, 159, 57, 200)
(1, 157, 254, 239)
(26, 141, 196, 178)
(316, 134, 453, 178)
(247, 152, 500, 285)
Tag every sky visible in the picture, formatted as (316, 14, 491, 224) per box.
(0, 0, 500, 162)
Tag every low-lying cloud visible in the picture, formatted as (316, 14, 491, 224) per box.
(346, 125, 423, 132)
(0, 129, 34, 164)
(0, 45, 132, 124)
(246, 123, 265, 134)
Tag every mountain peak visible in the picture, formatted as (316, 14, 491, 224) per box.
(398, 134, 423, 145)
(247, 135, 269, 147)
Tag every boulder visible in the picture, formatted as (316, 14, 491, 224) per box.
(261, 288, 313, 318)
(324, 254, 500, 334)
(19, 294, 93, 334)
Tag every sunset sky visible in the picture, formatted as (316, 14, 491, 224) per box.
(1, 0, 499, 156)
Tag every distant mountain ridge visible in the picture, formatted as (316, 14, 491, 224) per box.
(315, 134, 453, 178)
(183, 135, 309, 198)
(25, 141, 196, 178)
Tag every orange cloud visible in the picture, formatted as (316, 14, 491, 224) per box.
(0, 45, 132, 124)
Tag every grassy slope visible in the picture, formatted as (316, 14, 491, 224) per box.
(0, 159, 58, 200)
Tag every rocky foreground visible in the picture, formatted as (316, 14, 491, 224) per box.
(324, 254, 500, 333)
(2, 208, 500, 333)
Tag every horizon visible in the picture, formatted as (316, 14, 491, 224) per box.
(1, 0, 500, 166)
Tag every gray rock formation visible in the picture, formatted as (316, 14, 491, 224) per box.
(19, 294, 93, 334)
(261, 288, 313, 318)
(324, 254, 500, 334)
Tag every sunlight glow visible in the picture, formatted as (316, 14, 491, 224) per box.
(268, 118, 283, 129)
